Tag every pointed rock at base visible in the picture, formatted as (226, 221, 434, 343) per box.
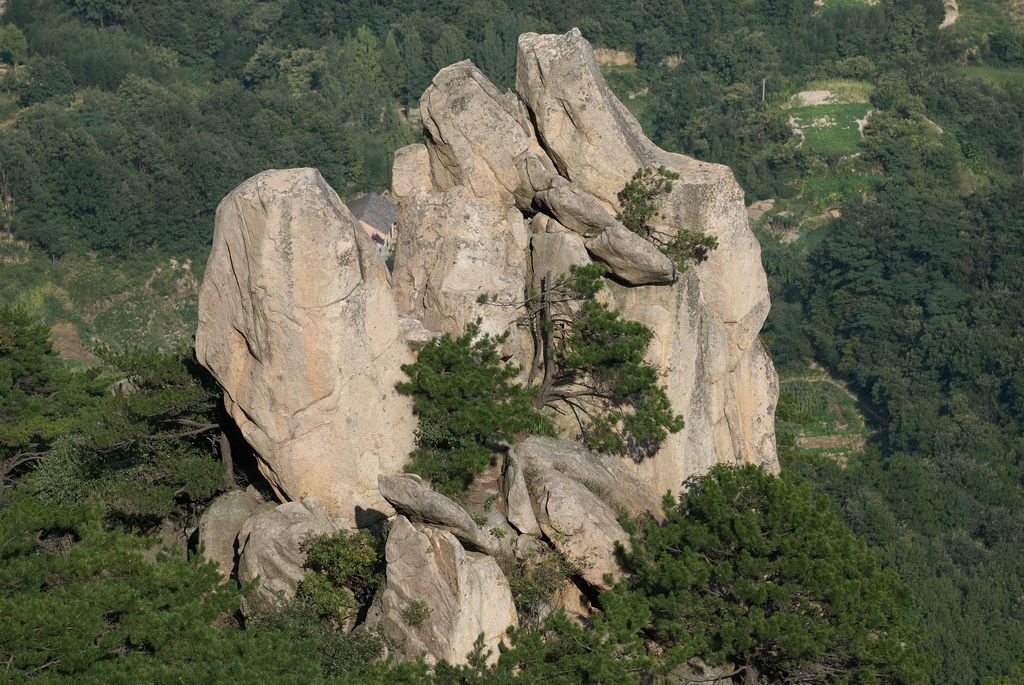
(365, 516, 516, 665)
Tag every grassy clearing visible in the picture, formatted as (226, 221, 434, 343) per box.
(793, 79, 873, 104)
(0, 237, 201, 360)
(773, 158, 880, 226)
(788, 102, 870, 155)
(958, 65, 1024, 89)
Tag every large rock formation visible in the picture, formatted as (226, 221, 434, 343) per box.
(514, 30, 778, 491)
(196, 28, 781, 666)
(391, 29, 778, 496)
(195, 168, 416, 527)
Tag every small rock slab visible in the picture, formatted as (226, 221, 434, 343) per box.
(529, 466, 628, 590)
(513, 437, 665, 520)
(378, 474, 499, 555)
(197, 489, 273, 579)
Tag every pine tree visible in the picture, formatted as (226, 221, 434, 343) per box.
(522, 265, 685, 459)
(0, 493, 320, 682)
(617, 166, 719, 273)
(396, 321, 554, 493)
(381, 30, 407, 100)
(615, 465, 936, 685)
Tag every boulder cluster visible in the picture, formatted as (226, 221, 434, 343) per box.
(194, 29, 779, 665)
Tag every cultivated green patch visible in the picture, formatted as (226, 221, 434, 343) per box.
(0, 240, 201, 359)
(788, 102, 871, 155)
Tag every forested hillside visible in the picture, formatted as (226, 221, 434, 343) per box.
(2, 0, 1023, 683)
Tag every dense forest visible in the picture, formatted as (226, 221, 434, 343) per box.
(1, 0, 1023, 682)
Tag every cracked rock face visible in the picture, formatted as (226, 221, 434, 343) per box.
(394, 29, 779, 494)
(195, 168, 416, 527)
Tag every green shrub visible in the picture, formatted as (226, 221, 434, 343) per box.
(616, 166, 719, 272)
(616, 464, 935, 684)
(396, 320, 554, 494)
(301, 528, 383, 606)
(401, 599, 431, 628)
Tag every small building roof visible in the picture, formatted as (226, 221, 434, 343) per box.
(349, 192, 398, 235)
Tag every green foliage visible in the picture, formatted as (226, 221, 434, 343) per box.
(31, 347, 223, 526)
(300, 528, 383, 613)
(493, 596, 656, 685)
(17, 54, 74, 106)
(0, 310, 224, 527)
(401, 599, 431, 628)
(497, 548, 578, 626)
(0, 306, 104, 474)
(534, 265, 685, 458)
(616, 464, 934, 684)
(0, 24, 28, 65)
(616, 166, 719, 272)
(396, 321, 554, 493)
(0, 493, 320, 683)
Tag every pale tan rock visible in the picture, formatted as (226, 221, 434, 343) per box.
(527, 466, 627, 590)
(500, 451, 540, 537)
(584, 224, 676, 285)
(377, 474, 499, 554)
(365, 516, 516, 665)
(197, 490, 273, 579)
(516, 30, 778, 484)
(236, 498, 349, 608)
(195, 168, 416, 527)
(533, 183, 619, 237)
(421, 61, 546, 203)
(390, 185, 531, 367)
(512, 437, 663, 520)
(530, 229, 591, 291)
(552, 580, 592, 622)
(391, 144, 432, 199)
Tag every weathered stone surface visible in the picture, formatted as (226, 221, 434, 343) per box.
(500, 451, 540, 537)
(512, 437, 663, 520)
(516, 29, 778, 483)
(391, 144, 432, 199)
(533, 182, 619, 237)
(530, 229, 590, 289)
(390, 185, 531, 367)
(236, 498, 348, 608)
(378, 475, 499, 555)
(527, 466, 628, 590)
(420, 61, 545, 203)
(365, 516, 516, 665)
(584, 224, 676, 285)
(733, 340, 780, 472)
(197, 490, 272, 579)
(195, 168, 416, 527)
